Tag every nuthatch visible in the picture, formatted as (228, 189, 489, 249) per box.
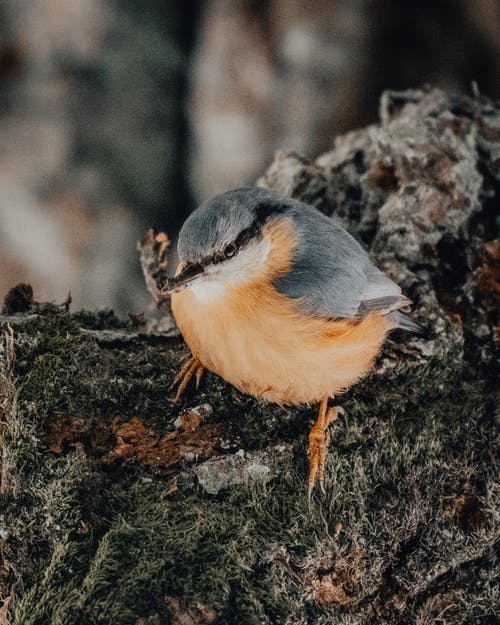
(163, 187, 420, 498)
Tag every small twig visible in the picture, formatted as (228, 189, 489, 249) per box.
(137, 229, 171, 308)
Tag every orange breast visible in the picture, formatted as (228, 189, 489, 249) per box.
(171, 220, 390, 405)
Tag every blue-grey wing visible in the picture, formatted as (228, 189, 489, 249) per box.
(275, 201, 411, 322)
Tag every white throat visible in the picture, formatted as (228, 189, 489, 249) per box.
(188, 235, 271, 303)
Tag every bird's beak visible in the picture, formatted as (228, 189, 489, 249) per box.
(161, 263, 205, 295)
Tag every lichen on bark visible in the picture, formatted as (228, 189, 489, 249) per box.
(0, 87, 499, 625)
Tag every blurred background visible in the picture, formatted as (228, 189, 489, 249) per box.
(0, 0, 498, 314)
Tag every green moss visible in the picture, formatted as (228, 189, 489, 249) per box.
(2, 313, 498, 625)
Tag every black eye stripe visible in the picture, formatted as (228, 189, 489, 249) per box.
(178, 261, 204, 277)
(212, 251, 225, 264)
(204, 224, 259, 266)
(234, 224, 258, 247)
(254, 200, 287, 225)
(197, 200, 288, 267)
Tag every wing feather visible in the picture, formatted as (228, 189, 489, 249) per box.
(274, 201, 413, 326)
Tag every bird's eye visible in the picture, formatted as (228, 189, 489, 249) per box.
(224, 243, 236, 259)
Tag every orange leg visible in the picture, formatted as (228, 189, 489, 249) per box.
(307, 399, 345, 500)
(170, 355, 205, 404)
(169, 357, 195, 390)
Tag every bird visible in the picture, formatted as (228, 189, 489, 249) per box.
(162, 187, 420, 498)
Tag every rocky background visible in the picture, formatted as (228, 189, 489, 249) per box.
(1, 0, 499, 313)
(0, 88, 498, 625)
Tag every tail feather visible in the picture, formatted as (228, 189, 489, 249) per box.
(389, 310, 423, 333)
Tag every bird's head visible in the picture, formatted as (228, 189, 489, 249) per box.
(162, 187, 289, 301)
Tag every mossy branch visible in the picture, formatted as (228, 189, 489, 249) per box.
(0, 87, 498, 625)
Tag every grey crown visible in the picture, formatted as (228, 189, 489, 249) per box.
(177, 187, 261, 264)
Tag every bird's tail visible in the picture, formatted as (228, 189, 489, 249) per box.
(389, 310, 423, 333)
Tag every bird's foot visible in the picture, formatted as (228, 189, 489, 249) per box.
(169, 355, 204, 404)
(307, 401, 345, 500)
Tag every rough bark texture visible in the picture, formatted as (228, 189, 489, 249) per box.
(0, 88, 499, 625)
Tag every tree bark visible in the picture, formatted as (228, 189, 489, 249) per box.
(0, 87, 498, 625)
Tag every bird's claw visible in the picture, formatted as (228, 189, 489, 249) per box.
(195, 364, 204, 390)
(168, 358, 192, 392)
(307, 405, 345, 501)
(170, 356, 205, 404)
